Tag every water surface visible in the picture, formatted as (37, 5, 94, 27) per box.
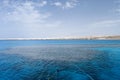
(0, 40, 120, 80)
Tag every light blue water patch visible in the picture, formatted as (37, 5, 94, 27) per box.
(0, 40, 120, 50)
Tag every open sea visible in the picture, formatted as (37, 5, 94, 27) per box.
(0, 40, 120, 80)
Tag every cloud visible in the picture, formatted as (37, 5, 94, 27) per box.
(6, 2, 49, 24)
(1, 0, 61, 27)
(53, 2, 62, 7)
(115, 0, 120, 14)
(90, 19, 120, 27)
(0, 0, 62, 38)
(52, 0, 79, 9)
(39, 1, 47, 7)
(83, 19, 120, 31)
(77, 19, 120, 36)
(116, 8, 120, 13)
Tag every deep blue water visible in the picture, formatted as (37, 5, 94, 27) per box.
(0, 40, 120, 80)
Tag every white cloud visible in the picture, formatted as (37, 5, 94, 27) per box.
(1, 1, 61, 27)
(0, 0, 80, 38)
(116, 8, 120, 12)
(6, 2, 49, 24)
(0, 0, 62, 38)
(1, 0, 79, 11)
(52, 0, 79, 9)
(91, 19, 120, 27)
(65, 0, 78, 8)
(39, 1, 47, 7)
(115, 0, 120, 14)
(53, 2, 62, 7)
(77, 19, 120, 36)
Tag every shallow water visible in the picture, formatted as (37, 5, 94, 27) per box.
(0, 40, 120, 80)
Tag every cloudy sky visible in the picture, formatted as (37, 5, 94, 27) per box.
(0, 0, 120, 38)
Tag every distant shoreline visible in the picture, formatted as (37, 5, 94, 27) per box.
(0, 35, 120, 40)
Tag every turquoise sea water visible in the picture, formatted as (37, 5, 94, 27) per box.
(0, 40, 120, 80)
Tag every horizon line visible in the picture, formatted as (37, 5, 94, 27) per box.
(0, 35, 120, 40)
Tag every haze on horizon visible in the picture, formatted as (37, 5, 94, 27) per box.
(0, 0, 120, 38)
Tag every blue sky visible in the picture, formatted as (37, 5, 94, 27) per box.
(0, 0, 120, 38)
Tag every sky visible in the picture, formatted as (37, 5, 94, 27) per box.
(0, 0, 120, 38)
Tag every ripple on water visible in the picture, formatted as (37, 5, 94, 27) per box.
(0, 45, 120, 80)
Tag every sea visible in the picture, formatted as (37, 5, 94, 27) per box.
(0, 40, 120, 80)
